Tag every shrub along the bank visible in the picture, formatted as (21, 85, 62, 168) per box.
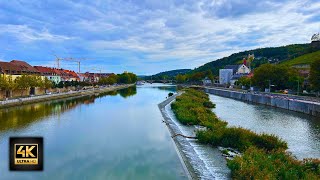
(171, 88, 319, 179)
(227, 147, 320, 179)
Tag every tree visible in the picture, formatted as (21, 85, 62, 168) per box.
(176, 74, 186, 84)
(206, 70, 214, 81)
(42, 77, 53, 92)
(237, 76, 251, 87)
(106, 74, 118, 84)
(127, 73, 137, 83)
(252, 64, 300, 90)
(310, 58, 320, 92)
(0, 74, 7, 91)
(15, 75, 30, 96)
(189, 72, 205, 82)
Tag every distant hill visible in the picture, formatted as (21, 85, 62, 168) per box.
(281, 50, 320, 66)
(144, 69, 191, 80)
(193, 43, 318, 75)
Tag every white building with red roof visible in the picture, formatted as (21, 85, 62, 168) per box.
(34, 66, 61, 84)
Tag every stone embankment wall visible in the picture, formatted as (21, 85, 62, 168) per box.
(205, 88, 320, 117)
(0, 84, 133, 108)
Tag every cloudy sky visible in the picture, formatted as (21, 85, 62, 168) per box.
(0, 0, 319, 75)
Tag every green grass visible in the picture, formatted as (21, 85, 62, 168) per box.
(171, 88, 320, 178)
(281, 50, 320, 66)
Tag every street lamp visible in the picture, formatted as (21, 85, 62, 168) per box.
(268, 80, 275, 93)
(297, 79, 300, 96)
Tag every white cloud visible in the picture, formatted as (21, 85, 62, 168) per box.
(0, 24, 73, 42)
(0, 0, 319, 74)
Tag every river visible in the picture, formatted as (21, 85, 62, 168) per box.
(0, 85, 319, 180)
(0, 84, 187, 180)
(209, 94, 320, 160)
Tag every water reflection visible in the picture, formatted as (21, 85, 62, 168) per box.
(0, 83, 185, 180)
(118, 86, 137, 98)
(0, 86, 138, 133)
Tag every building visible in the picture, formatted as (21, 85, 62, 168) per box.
(77, 73, 89, 82)
(219, 69, 233, 84)
(0, 62, 22, 75)
(220, 63, 251, 85)
(34, 66, 61, 84)
(53, 69, 70, 82)
(225, 64, 251, 75)
(202, 77, 212, 86)
(78, 72, 113, 83)
(0, 60, 41, 81)
(63, 70, 80, 82)
(10, 60, 41, 75)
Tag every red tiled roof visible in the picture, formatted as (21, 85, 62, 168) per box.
(63, 70, 80, 80)
(34, 66, 56, 75)
(0, 62, 21, 73)
(10, 60, 40, 74)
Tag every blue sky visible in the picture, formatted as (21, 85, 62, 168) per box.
(0, 0, 319, 75)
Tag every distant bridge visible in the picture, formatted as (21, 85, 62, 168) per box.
(145, 80, 175, 84)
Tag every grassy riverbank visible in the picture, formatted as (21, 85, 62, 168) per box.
(171, 88, 320, 179)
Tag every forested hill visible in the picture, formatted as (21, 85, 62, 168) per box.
(144, 69, 191, 80)
(194, 43, 318, 75)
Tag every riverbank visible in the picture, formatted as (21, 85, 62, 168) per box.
(203, 87, 320, 117)
(0, 84, 134, 108)
(170, 88, 320, 179)
(159, 93, 221, 180)
(158, 93, 198, 180)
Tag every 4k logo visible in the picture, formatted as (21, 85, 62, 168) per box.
(15, 144, 38, 165)
(10, 137, 43, 171)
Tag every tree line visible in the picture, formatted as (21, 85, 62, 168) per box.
(98, 72, 137, 85)
(175, 70, 214, 84)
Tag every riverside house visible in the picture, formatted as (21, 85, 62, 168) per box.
(0, 60, 42, 98)
(34, 66, 61, 84)
(219, 63, 251, 85)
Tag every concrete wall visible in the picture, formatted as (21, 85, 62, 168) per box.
(205, 88, 320, 117)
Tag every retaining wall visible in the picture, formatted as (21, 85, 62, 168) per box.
(205, 88, 320, 117)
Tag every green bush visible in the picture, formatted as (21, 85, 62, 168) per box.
(203, 101, 215, 108)
(227, 147, 320, 179)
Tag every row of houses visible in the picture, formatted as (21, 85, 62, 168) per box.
(0, 60, 113, 84)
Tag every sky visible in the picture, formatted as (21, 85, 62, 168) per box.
(0, 0, 319, 75)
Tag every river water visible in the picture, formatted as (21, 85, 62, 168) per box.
(0, 84, 187, 180)
(209, 94, 320, 160)
(0, 85, 319, 180)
